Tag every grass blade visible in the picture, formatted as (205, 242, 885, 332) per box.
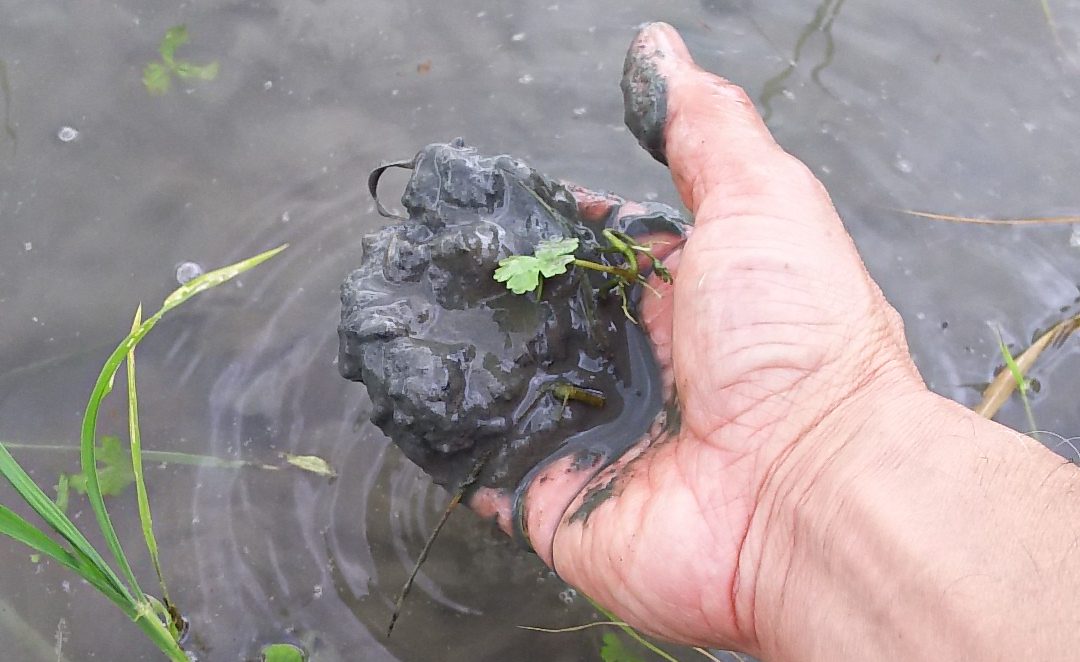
(3, 441, 339, 475)
(126, 307, 171, 606)
(993, 327, 1038, 434)
(79, 245, 287, 608)
(162, 244, 287, 312)
(0, 505, 127, 607)
(976, 313, 1080, 419)
(0, 443, 132, 603)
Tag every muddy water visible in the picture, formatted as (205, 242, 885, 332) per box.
(1, 1, 1078, 660)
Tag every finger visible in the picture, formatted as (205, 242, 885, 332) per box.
(622, 22, 837, 225)
(516, 407, 674, 568)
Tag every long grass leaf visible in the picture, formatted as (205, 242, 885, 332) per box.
(126, 307, 171, 606)
(0, 506, 127, 607)
(994, 328, 1038, 434)
(162, 244, 287, 311)
(79, 245, 286, 610)
(3, 442, 279, 471)
(0, 443, 132, 603)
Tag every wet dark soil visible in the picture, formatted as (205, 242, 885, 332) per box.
(338, 139, 666, 490)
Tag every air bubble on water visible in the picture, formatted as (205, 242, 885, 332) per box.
(175, 261, 204, 284)
(281, 210, 291, 223)
(894, 154, 914, 174)
(916, 312, 926, 320)
(511, 32, 526, 42)
(23, 242, 31, 251)
(61, 580, 71, 594)
(518, 73, 534, 84)
(781, 89, 795, 101)
(57, 126, 79, 142)
(644, 191, 658, 201)
(572, 106, 587, 117)
(558, 588, 577, 605)
(313, 584, 323, 599)
(1070, 225, 1080, 248)
(263, 80, 273, 90)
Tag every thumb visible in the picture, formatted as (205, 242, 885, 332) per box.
(623, 22, 838, 227)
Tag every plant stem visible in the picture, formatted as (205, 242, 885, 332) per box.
(571, 259, 635, 282)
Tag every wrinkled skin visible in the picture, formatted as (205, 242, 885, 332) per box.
(468, 22, 923, 655)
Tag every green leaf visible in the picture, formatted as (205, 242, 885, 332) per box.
(0, 442, 132, 603)
(534, 237, 579, 262)
(599, 632, 645, 662)
(159, 25, 189, 65)
(284, 453, 337, 478)
(173, 60, 219, 81)
(534, 237, 578, 278)
(142, 62, 172, 96)
(262, 643, 306, 662)
(494, 237, 579, 295)
(494, 255, 542, 295)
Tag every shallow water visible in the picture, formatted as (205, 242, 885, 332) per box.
(1, 0, 1078, 660)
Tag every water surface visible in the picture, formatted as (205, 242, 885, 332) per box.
(1, 0, 1079, 659)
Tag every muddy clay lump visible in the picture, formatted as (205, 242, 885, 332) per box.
(338, 139, 680, 490)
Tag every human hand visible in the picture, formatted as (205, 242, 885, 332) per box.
(470, 22, 928, 654)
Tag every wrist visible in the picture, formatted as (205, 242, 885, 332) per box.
(742, 376, 1080, 661)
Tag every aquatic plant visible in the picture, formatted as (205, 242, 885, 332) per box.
(143, 25, 220, 96)
(0, 245, 285, 661)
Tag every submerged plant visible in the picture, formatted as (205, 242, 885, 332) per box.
(143, 25, 220, 96)
(0, 245, 285, 660)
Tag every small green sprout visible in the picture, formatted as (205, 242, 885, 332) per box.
(143, 25, 219, 96)
(494, 231, 672, 323)
(494, 237, 579, 295)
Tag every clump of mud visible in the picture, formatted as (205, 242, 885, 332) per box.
(338, 139, 657, 489)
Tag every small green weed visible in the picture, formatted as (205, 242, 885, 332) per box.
(494, 230, 670, 322)
(143, 25, 220, 96)
(495, 237, 579, 295)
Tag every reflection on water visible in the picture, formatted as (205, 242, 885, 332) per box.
(1, 0, 1079, 660)
(758, 0, 846, 122)
(0, 58, 14, 153)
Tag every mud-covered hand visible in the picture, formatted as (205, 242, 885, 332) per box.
(471, 22, 926, 654)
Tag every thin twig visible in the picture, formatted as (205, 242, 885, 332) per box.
(898, 209, 1080, 225)
(387, 449, 493, 636)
